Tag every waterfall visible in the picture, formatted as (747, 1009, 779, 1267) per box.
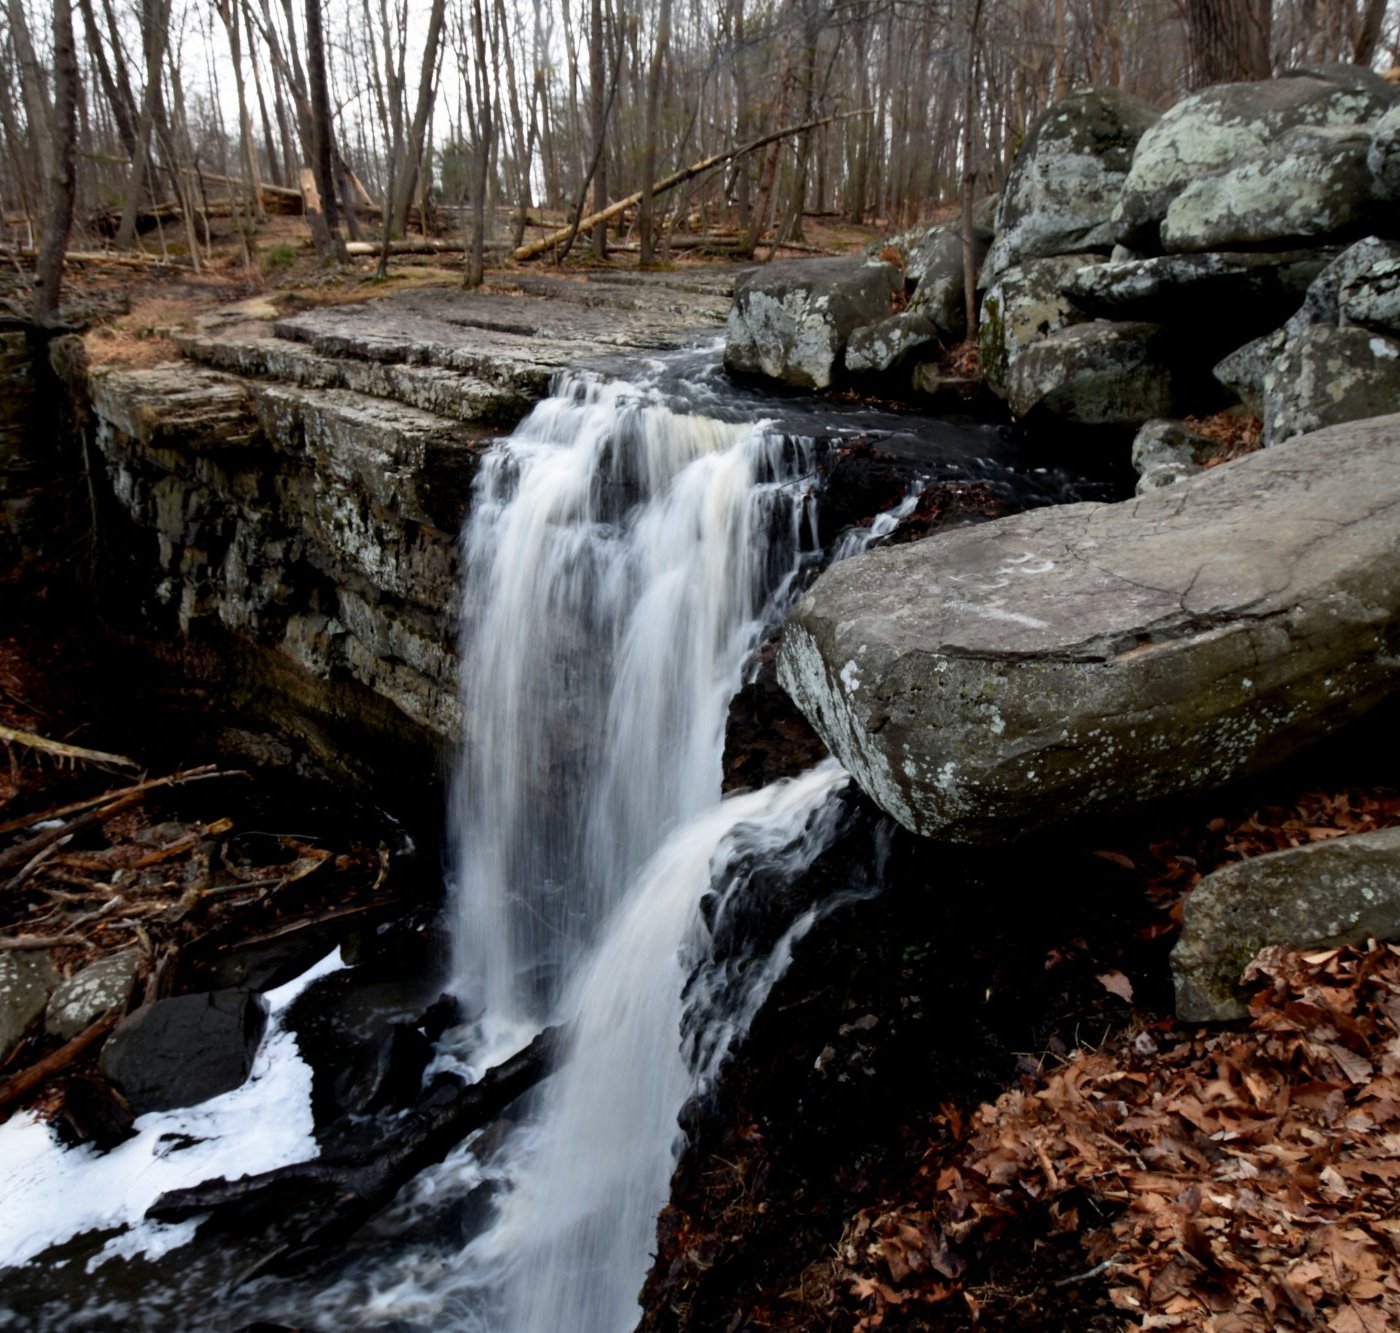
(447, 367, 848, 1330)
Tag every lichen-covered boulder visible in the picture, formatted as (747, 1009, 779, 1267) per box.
(1262, 325, 1400, 445)
(906, 221, 989, 342)
(46, 949, 139, 1040)
(776, 413, 1400, 844)
(0, 952, 56, 1063)
(1005, 319, 1176, 425)
(1368, 103, 1400, 200)
(982, 87, 1159, 283)
(1161, 125, 1377, 253)
(1214, 330, 1286, 416)
(724, 258, 902, 390)
(1341, 256, 1400, 334)
(1113, 76, 1391, 252)
(978, 255, 1101, 398)
(1130, 418, 1217, 492)
(845, 311, 943, 376)
(1172, 827, 1400, 1022)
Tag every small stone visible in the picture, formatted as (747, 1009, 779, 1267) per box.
(0, 952, 57, 1063)
(46, 949, 140, 1040)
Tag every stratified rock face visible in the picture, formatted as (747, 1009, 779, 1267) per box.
(1005, 319, 1176, 425)
(983, 87, 1159, 283)
(1172, 827, 1400, 1022)
(777, 413, 1400, 844)
(100, 990, 268, 1114)
(1113, 76, 1390, 252)
(724, 259, 903, 389)
(1161, 125, 1376, 253)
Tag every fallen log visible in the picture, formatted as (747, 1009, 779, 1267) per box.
(513, 108, 871, 263)
(147, 1024, 561, 1279)
(0, 1010, 121, 1118)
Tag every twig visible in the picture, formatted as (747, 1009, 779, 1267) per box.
(0, 794, 141, 876)
(0, 765, 242, 838)
(1052, 1255, 1125, 1287)
(0, 1010, 121, 1118)
(0, 933, 86, 950)
(0, 725, 137, 770)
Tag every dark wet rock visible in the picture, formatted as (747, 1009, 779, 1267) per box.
(0, 951, 57, 1062)
(334, 1022, 434, 1118)
(983, 87, 1160, 282)
(723, 646, 829, 793)
(1161, 125, 1378, 254)
(777, 413, 1400, 844)
(1113, 76, 1391, 252)
(978, 255, 1102, 399)
(55, 1074, 137, 1151)
(1173, 827, 1400, 1022)
(46, 949, 139, 1040)
(100, 990, 268, 1114)
(1214, 329, 1287, 416)
(1005, 319, 1177, 425)
(724, 258, 903, 389)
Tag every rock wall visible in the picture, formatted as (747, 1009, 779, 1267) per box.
(81, 273, 736, 799)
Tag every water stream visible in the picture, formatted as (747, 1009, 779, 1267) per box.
(0, 348, 1112, 1331)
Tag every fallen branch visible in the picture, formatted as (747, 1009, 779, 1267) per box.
(0, 765, 241, 839)
(148, 1024, 562, 1279)
(0, 1010, 121, 1118)
(0, 725, 137, 770)
(512, 109, 871, 263)
(0, 932, 86, 950)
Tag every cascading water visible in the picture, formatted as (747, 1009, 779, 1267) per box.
(446, 368, 849, 1328)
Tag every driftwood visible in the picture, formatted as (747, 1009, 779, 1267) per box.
(0, 1010, 120, 1117)
(0, 725, 136, 770)
(148, 1025, 561, 1280)
(512, 108, 871, 263)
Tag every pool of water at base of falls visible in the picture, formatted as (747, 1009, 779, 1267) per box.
(0, 344, 1117, 1332)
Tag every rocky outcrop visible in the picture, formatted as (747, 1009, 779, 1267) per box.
(1172, 827, 1400, 1022)
(1112, 75, 1392, 252)
(100, 989, 268, 1114)
(777, 413, 1400, 844)
(983, 87, 1159, 282)
(724, 258, 903, 389)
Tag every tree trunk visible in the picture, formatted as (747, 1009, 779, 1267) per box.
(114, 0, 171, 251)
(961, 0, 983, 343)
(34, 0, 79, 327)
(589, 0, 608, 258)
(390, 0, 447, 235)
(1185, 0, 1272, 89)
(7, 0, 56, 189)
(304, 0, 346, 260)
(1352, 0, 1388, 66)
(638, 0, 672, 266)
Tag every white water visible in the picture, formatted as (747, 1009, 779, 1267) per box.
(448, 369, 848, 1330)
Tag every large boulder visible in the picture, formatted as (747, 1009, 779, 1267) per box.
(777, 413, 1400, 844)
(724, 258, 903, 390)
(1340, 256, 1400, 335)
(1262, 325, 1400, 445)
(1161, 125, 1377, 254)
(1113, 76, 1391, 252)
(978, 255, 1102, 399)
(100, 989, 268, 1114)
(983, 87, 1159, 283)
(845, 311, 943, 377)
(906, 221, 989, 343)
(1172, 827, 1400, 1022)
(1005, 319, 1177, 425)
(1368, 103, 1400, 200)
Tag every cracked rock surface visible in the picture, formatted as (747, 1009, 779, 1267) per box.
(777, 413, 1400, 843)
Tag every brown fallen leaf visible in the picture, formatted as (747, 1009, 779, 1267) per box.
(1098, 970, 1134, 1003)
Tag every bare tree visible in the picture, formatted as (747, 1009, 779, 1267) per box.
(34, 0, 78, 325)
(1184, 0, 1271, 88)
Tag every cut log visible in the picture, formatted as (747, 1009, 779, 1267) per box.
(146, 1024, 560, 1279)
(512, 109, 870, 263)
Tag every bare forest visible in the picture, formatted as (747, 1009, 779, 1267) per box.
(2, 0, 1397, 320)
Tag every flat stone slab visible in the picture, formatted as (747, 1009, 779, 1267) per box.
(1173, 826, 1400, 1022)
(778, 413, 1400, 843)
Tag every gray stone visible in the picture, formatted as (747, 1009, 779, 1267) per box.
(1161, 125, 1377, 254)
(845, 311, 943, 376)
(100, 990, 268, 1114)
(776, 413, 1400, 844)
(983, 87, 1159, 283)
(46, 950, 140, 1040)
(1283, 62, 1400, 105)
(1005, 320, 1176, 425)
(1060, 250, 1331, 343)
(1135, 460, 1202, 492)
(1172, 826, 1400, 1022)
(906, 222, 988, 342)
(1113, 76, 1391, 251)
(1341, 257, 1400, 334)
(1130, 418, 1217, 474)
(1214, 330, 1287, 416)
(0, 952, 56, 1062)
(1368, 103, 1400, 200)
(1288, 236, 1400, 333)
(978, 255, 1102, 399)
(1262, 324, 1400, 446)
(724, 258, 903, 389)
